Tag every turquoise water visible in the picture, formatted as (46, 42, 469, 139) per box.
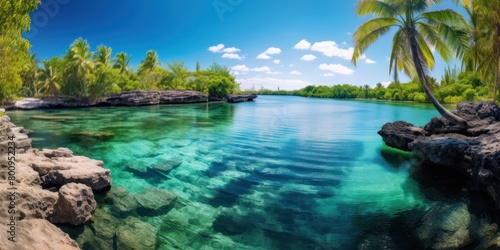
(9, 96, 454, 249)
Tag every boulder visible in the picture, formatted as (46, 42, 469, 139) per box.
(135, 188, 177, 214)
(116, 216, 158, 250)
(22, 148, 112, 191)
(151, 159, 183, 173)
(49, 183, 96, 226)
(416, 203, 472, 249)
(105, 186, 138, 214)
(0, 219, 80, 250)
(377, 121, 428, 151)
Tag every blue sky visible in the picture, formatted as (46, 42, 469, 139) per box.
(27, 0, 464, 90)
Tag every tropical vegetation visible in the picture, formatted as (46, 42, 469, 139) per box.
(13, 38, 238, 103)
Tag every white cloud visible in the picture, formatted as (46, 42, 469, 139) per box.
(208, 44, 225, 53)
(222, 53, 243, 60)
(223, 47, 241, 53)
(365, 58, 376, 64)
(273, 59, 281, 64)
(266, 71, 282, 75)
(289, 64, 294, 67)
(257, 47, 282, 59)
(300, 54, 317, 61)
(290, 71, 302, 75)
(232, 71, 240, 76)
(319, 63, 354, 75)
(257, 53, 271, 59)
(263, 47, 282, 55)
(381, 81, 392, 87)
(252, 66, 271, 72)
(346, 32, 353, 36)
(231, 65, 250, 72)
(385, 56, 390, 61)
(311, 41, 354, 60)
(322, 73, 334, 77)
(294, 39, 311, 50)
(238, 77, 311, 91)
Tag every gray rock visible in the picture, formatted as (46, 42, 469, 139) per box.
(49, 183, 96, 226)
(135, 188, 177, 214)
(116, 216, 158, 250)
(378, 102, 500, 209)
(377, 121, 428, 151)
(417, 203, 472, 249)
(105, 186, 138, 214)
(151, 159, 183, 173)
(227, 94, 258, 103)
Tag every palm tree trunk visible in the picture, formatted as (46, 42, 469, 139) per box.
(494, 56, 499, 102)
(409, 35, 468, 128)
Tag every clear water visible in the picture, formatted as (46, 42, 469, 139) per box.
(8, 96, 455, 249)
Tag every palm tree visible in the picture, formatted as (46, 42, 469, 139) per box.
(352, 0, 469, 127)
(167, 61, 190, 89)
(38, 62, 60, 97)
(114, 52, 132, 74)
(471, 0, 500, 101)
(140, 50, 161, 73)
(67, 38, 95, 95)
(94, 45, 114, 68)
(22, 53, 39, 97)
(363, 84, 370, 98)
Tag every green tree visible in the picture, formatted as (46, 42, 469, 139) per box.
(114, 52, 132, 74)
(21, 53, 40, 97)
(38, 62, 60, 97)
(139, 50, 161, 73)
(0, 0, 41, 102)
(64, 38, 95, 96)
(352, 0, 469, 127)
(166, 61, 190, 89)
(94, 45, 114, 68)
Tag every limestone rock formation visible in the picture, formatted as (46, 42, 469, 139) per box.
(0, 219, 80, 250)
(49, 183, 96, 226)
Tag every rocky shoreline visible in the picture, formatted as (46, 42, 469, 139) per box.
(4, 90, 258, 110)
(0, 110, 111, 249)
(377, 102, 500, 249)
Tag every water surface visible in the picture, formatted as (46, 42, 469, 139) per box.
(9, 96, 453, 249)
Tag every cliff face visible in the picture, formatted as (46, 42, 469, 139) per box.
(0, 109, 111, 249)
(378, 102, 500, 207)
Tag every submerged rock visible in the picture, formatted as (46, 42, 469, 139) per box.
(417, 203, 472, 249)
(105, 186, 138, 214)
(151, 159, 183, 173)
(116, 216, 158, 250)
(135, 188, 177, 214)
(49, 183, 96, 226)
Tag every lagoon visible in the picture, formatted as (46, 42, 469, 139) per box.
(9, 96, 463, 249)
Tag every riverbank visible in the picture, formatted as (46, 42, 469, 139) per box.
(3, 90, 257, 110)
(0, 109, 111, 249)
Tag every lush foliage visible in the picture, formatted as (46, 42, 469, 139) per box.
(0, 0, 40, 103)
(17, 38, 238, 101)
